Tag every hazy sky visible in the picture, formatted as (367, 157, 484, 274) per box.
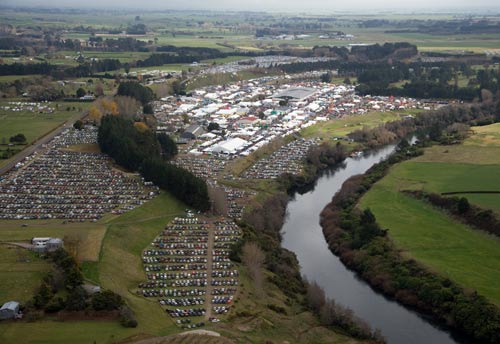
(2, 0, 500, 12)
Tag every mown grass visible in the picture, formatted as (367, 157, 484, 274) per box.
(0, 320, 133, 344)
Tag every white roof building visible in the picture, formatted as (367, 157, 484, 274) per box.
(210, 137, 249, 155)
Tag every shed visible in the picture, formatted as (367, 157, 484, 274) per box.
(181, 125, 206, 140)
(0, 301, 20, 320)
(47, 238, 63, 252)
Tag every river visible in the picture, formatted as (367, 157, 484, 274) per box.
(280, 144, 461, 344)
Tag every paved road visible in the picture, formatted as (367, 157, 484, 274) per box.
(0, 111, 87, 177)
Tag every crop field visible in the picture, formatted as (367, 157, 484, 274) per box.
(360, 123, 500, 305)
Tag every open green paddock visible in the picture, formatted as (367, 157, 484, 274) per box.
(300, 110, 416, 139)
(0, 101, 89, 146)
(359, 122, 500, 305)
(360, 163, 500, 306)
(0, 244, 51, 304)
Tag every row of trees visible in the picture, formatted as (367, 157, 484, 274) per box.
(306, 280, 385, 342)
(98, 115, 209, 210)
(405, 191, 500, 238)
(140, 158, 210, 211)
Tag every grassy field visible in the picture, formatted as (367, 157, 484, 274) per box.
(0, 221, 107, 262)
(0, 192, 186, 344)
(301, 110, 415, 139)
(359, 123, 500, 306)
(0, 101, 89, 145)
(0, 244, 51, 304)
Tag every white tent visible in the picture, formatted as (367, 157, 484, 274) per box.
(211, 137, 249, 155)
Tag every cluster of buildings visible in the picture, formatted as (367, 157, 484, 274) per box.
(139, 214, 241, 327)
(0, 126, 158, 221)
(155, 79, 420, 162)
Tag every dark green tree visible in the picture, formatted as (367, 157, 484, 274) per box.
(76, 87, 86, 98)
(157, 133, 178, 160)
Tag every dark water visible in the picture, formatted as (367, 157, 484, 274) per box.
(280, 144, 460, 344)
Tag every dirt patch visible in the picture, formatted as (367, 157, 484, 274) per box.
(56, 310, 119, 321)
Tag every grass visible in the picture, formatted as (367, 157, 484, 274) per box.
(0, 321, 134, 344)
(95, 192, 186, 338)
(216, 265, 359, 344)
(359, 122, 500, 305)
(0, 221, 107, 262)
(0, 244, 51, 304)
(300, 110, 410, 139)
(0, 101, 90, 146)
(0, 192, 186, 343)
(360, 175, 500, 305)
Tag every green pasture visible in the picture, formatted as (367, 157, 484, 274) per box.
(360, 122, 500, 305)
(0, 101, 89, 146)
(0, 245, 51, 304)
(360, 168, 500, 305)
(300, 110, 412, 139)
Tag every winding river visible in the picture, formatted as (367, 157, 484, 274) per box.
(280, 144, 462, 344)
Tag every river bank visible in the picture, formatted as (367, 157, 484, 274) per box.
(319, 141, 500, 344)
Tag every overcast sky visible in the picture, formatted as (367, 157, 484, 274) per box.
(2, 0, 500, 12)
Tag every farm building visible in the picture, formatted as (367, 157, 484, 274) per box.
(273, 87, 316, 102)
(32, 237, 63, 253)
(181, 125, 206, 140)
(0, 301, 20, 320)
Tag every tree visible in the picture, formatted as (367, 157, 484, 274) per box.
(320, 71, 332, 83)
(117, 81, 153, 105)
(89, 106, 103, 122)
(91, 290, 123, 311)
(76, 87, 86, 98)
(458, 197, 470, 214)
(133, 121, 149, 133)
(242, 242, 265, 293)
(73, 120, 84, 130)
(171, 79, 186, 95)
(94, 82, 104, 96)
(115, 95, 140, 118)
(207, 122, 220, 132)
(9, 133, 26, 144)
(34, 282, 53, 309)
(157, 133, 178, 160)
(65, 287, 87, 311)
(307, 281, 326, 314)
(208, 185, 228, 216)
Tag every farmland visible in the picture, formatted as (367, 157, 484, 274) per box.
(360, 123, 500, 305)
